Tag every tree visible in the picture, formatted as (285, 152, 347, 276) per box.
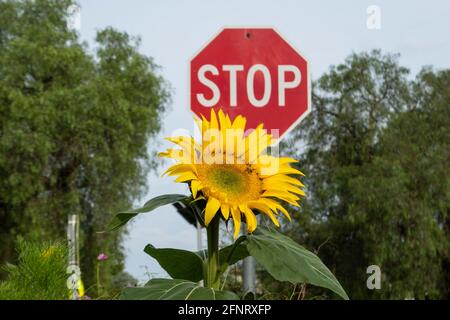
(278, 51, 449, 299)
(0, 0, 169, 294)
(374, 68, 449, 298)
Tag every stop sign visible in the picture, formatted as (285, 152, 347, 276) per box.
(190, 28, 310, 140)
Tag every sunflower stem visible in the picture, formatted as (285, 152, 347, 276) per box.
(205, 216, 220, 289)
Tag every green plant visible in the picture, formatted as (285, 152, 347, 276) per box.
(283, 51, 450, 299)
(109, 110, 349, 300)
(0, 0, 169, 288)
(0, 238, 68, 300)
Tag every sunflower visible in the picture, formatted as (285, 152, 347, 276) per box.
(159, 109, 305, 238)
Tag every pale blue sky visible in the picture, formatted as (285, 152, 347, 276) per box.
(76, 0, 450, 282)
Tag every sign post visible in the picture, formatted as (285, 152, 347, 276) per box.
(67, 214, 80, 300)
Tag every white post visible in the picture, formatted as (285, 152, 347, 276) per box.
(242, 256, 256, 294)
(197, 221, 204, 286)
(67, 214, 80, 300)
(242, 220, 256, 294)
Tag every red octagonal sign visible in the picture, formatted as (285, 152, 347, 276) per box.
(190, 28, 310, 140)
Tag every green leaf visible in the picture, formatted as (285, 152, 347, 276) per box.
(144, 245, 204, 282)
(108, 194, 188, 230)
(196, 237, 250, 274)
(172, 202, 197, 227)
(219, 236, 249, 267)
(120, 279, 239, 300)
(246, 226, 349, 300)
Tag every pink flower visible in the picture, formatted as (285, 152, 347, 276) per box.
(97, 253, 108, 261)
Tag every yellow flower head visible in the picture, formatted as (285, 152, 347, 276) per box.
(159, 109, 305, 238)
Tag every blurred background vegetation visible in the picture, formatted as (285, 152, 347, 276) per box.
(0, 238, 68, 300)
(0, 0, 169, 297)
(0, 0, 448, 299)
(268, 51, 449, 300)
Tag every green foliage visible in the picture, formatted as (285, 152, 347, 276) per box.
(108, 194, 188, 231)
(218, 239, 249, 268)
(0, 0, 169, 292)
(121, 279, 240, 300)
(111, 271, 138, 289)
(280, 50, 449, 299)
(247, 227, 348, 300)
(127, 194, 348, 300)
(142, 241, 250, 286)
(0, 238, 68, 300)
(110, 194, 348, 300)
(144, 245, 204, 282)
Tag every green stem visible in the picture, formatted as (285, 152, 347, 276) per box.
(96, 263, 101, 297)
(205, 216, 220, 289)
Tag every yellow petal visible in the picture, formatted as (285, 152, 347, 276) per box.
(190, 180, 202, 198)
(218, 109, 230, 130)
(265, 210, 280, 226)
(205, 197, 221, 226)
(221, 204, 230, 220)
(225, 114, 232, 128)
(166, 136, 200, 152)
(247, 200, 271, 215)
(218, 109, 231, 150)
(231, 206, 241, 239)
(263, 190, 299, 201)
(250, 202, 280, 227)
(231, 115, 246, 131)
(258, 198, 292, 221)
(175, 171, 198, 182)
(259, 165, 305, 177)
(263, 181, 305, 196)
(159, 147, 197, 163)
(277, 205, 292, 221)
(264, 174, 305, 187)
(225, 129, 245, 160)
(210, 108, 219, 131)
(245, 128, 272, 163)
(239, 205, 257, 233)
(201, 114, 210, 137)
(278, 166, 305, 176)
(163, 164, 196, 176)
(165, 136, 201, 164)
(258, 198, 279, 214)
(158, 149, 183, 160)
(279, 157, 298, 164)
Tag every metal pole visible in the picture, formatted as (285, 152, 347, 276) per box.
(242, 220, 256, 294)
(197, 221, 204, 286)
(67, 214, 80, 300)
(242, 256, 256, 294)
(242, 211, 258, 294)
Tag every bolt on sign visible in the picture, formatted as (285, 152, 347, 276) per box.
(190, 27, 311, 141)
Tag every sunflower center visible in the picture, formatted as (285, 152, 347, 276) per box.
(209, 166, 246, 196)
(197, 164, 262, 204)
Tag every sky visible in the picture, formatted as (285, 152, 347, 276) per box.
(76, 0, 450, 282)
